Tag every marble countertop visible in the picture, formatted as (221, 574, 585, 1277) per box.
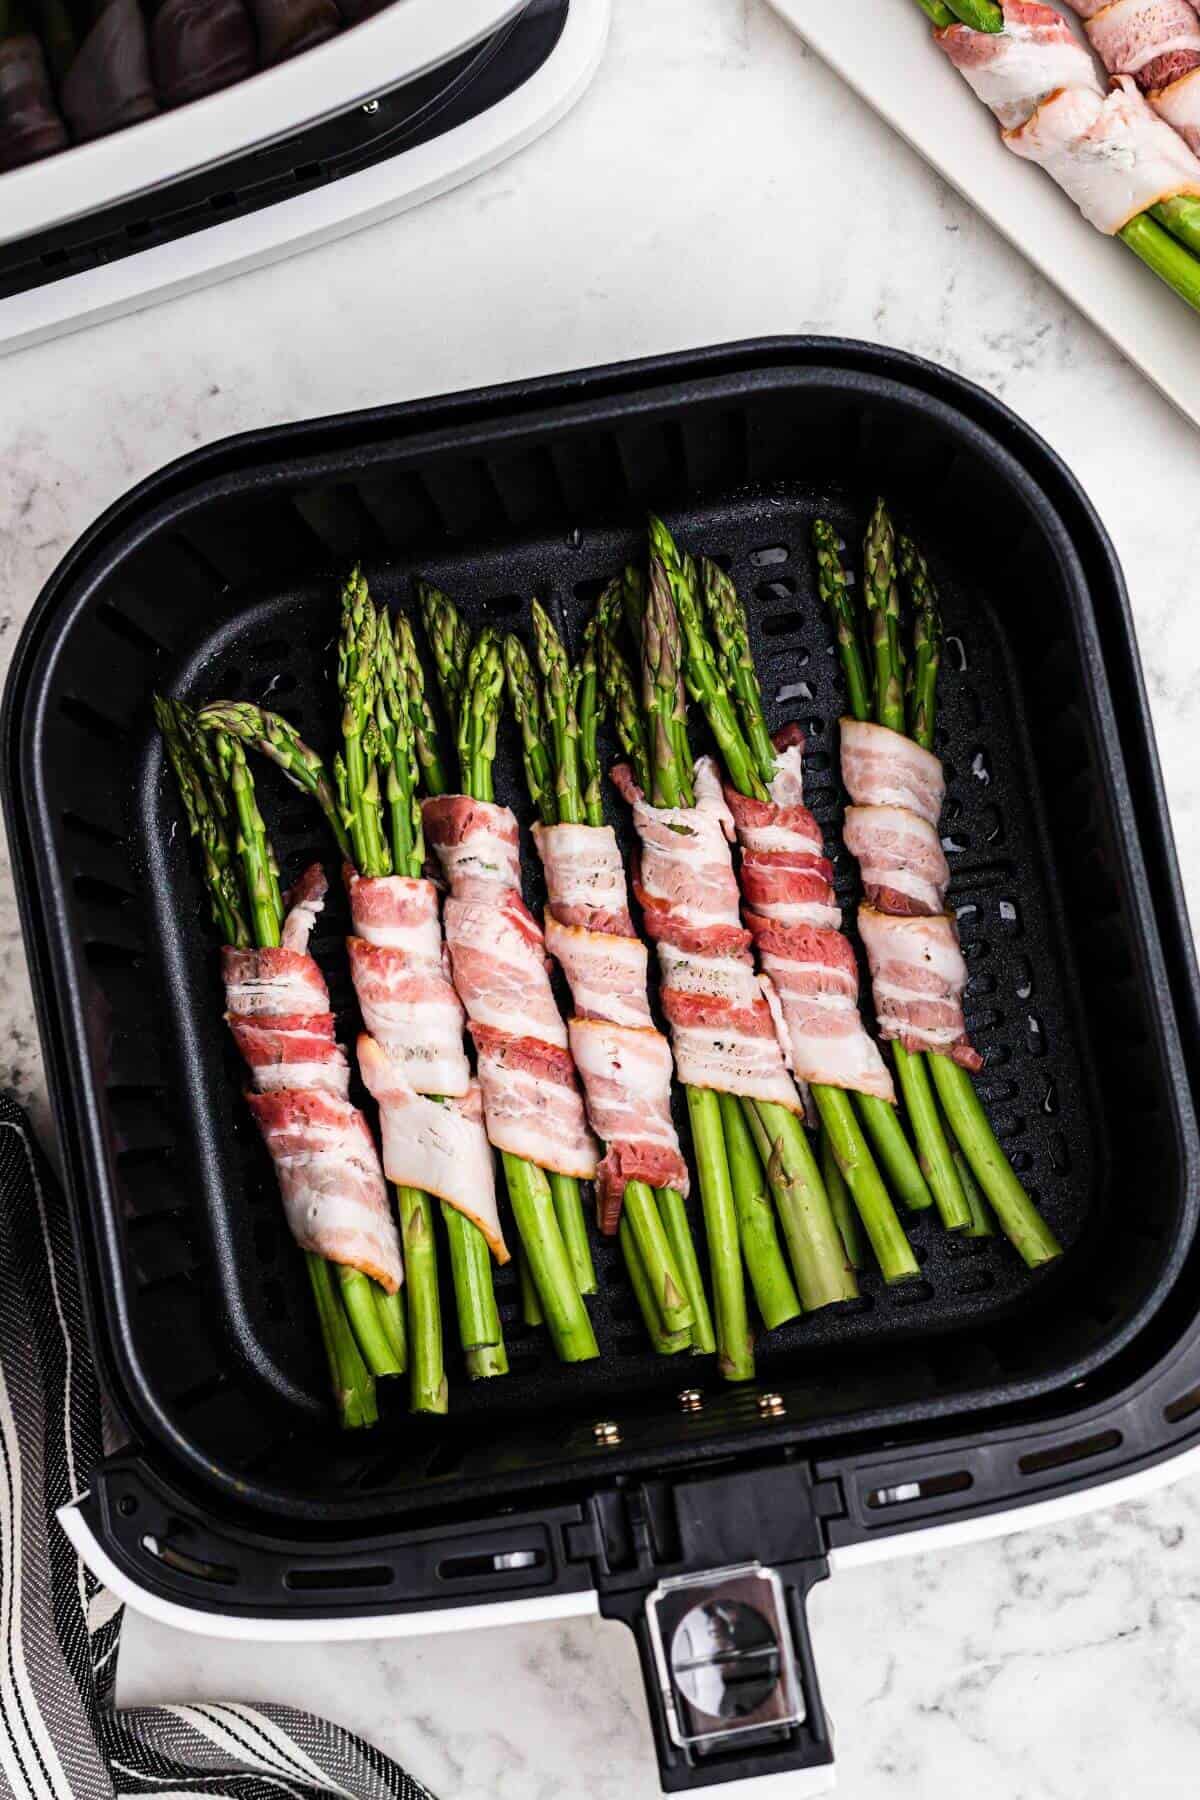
(4, 2, 1199, 1794)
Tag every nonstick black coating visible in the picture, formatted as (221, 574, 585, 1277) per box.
(7, 342, 1196, 1522)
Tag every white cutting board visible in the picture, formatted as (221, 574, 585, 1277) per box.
(767, 0, 1200, 432)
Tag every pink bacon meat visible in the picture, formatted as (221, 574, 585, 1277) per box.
(724, 730, 894, 1103)
(936, 1, 1102, 128)
(857, 910, 983, 1074)
(533, 819, 689, 1233)
(223, 863, 403, 1293)
(1079, 0, 1200, 94)
(838, 723, 981, 1075)
(612, 756, 803, 1111)
(423, 795, 600, 1181)
(345, 868, 507, 1262)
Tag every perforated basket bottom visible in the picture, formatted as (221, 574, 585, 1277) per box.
(121, 483, 1099, 1466)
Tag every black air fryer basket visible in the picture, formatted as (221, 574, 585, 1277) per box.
(6, 339, 1200, 1792)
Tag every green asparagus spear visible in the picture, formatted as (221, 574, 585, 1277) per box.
(699, 558, 779, 789)
(158, 705, 379, 1427)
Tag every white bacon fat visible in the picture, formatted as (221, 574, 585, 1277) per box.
(535, 821, 689, 1230)
(840, 719, 945, 826)
(1151, 64, 1200, 149)
(1005, 75, 1200, 232)
(937, 0, 1102, 128)
(423, 795, 600, 1181)
(222, 864, 403, 1293)
(346, 871, 471, 1098)
(724, 734, 894, 1103)
(342, 863, 504, 1259)
(357, 1040, 507, 1260)
(613, 756, 804, 1112)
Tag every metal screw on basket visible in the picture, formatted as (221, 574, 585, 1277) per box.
(593, 1420, 621, 1446)
(758, 1393, 786, 1419)
(678, 1389, 703, 1413)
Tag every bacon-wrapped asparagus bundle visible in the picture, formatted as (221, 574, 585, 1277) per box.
(646, 521, 924, 1287)
(1059, 0, 1200, 244)
(417, 600, 600, 1367)
(501, 607, 714, 1350)
(919, 0, 1200, 308)
(818, 505, 1063, 1270)
(603, 538, 862, 1377)
(156, 699, 402, 1430)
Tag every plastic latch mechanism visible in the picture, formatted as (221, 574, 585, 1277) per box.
(645, 1561, 805, 1753)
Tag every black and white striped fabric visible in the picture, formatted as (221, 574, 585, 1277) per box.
(0, 1092, 434, 1800)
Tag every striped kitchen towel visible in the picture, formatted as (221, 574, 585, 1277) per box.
(0, 1092, 434, 1800)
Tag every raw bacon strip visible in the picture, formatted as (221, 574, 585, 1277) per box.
(533, 822, 635, 936)
(227, 1012, 349, 1097)
(843, 805, 950, 917)
(358, 1039, 508, 1261)
(839, 719, 945, 827)
(423, 795, 600, 1181)
(245, 1090, 401, 1289)
(422, 795, 522, 902)
(345, 870, 471, 1098)
(533, 819, 687, 1229)
(470, 1024, 600, 1180)
(612, 757, 804, 1112)
(442, 895, 570, 1048)
(1005, 76, 1200, 231)
(937, 1, 1102, 127)
(1153, 63, 1200, 145)
(1084, 0, 1200, 93)
(748, 918, 896, 1102)
(857, 909, 983, 1074)
(724, 732, 894, 1102)
(223, 864, 403, 1293)
(543, 917, 653, 1029)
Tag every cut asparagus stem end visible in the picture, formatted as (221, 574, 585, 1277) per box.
(549, 1171, 599, 1295)
(398, 1186, 447, 1415)
(441, 1204, 506, 1372)
(811, 1085, 921, 1284)
(686, 1087, 754, 1382)
(743, 1098, 859, 1310)
(308, 1254, 378, 1429)
(624, 1180, 695, 1334)
(855, 1090, 935, 1214)
(892, 1045, 972, 1231)
(467, 1343, 510, 1379)
(621, 1217, 692, 1355)
(518, 1247, 544, 1327)
(1120, 213, 1200, 317)
(928, 1055, 1062, 1267)
(655, 1186, 717, 1357)
(819, 1124, 864, 1270)
(718, 1093, 801, 1331)
(501, 1153, 599, 1363)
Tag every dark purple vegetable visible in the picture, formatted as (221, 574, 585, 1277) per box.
(60, 0, 156, 141)
(248, 0, 340, 67)
(337, 0, 391, 24)
(0, 30, 69, 171)
(148, 0, 256, 108)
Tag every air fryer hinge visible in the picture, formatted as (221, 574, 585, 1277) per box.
(591, 1463, 835, 1792)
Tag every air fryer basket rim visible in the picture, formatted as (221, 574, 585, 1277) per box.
(5, 336, 1199, 1534)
